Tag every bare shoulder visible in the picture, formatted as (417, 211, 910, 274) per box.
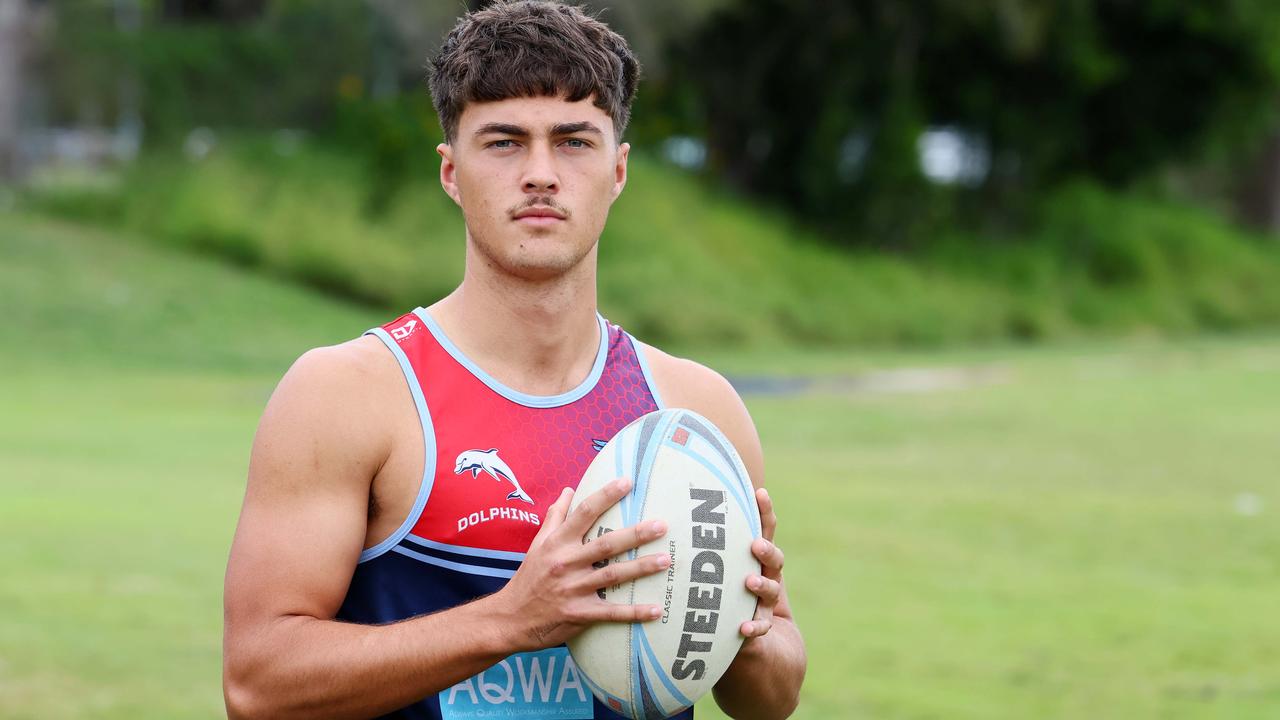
(637, 343, 765, 487)
(283, 334, 398, 397)
(228, 334, 403, 622)
(274, 334, 399, 417)
(253, 334, 402, 491)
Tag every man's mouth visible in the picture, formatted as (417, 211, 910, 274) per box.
(513, 206, 568, 226)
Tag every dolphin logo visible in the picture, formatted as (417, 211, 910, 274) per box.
(454, 448, 534, 505)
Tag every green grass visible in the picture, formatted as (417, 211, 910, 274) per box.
(2, 214, 1279, 718)
(751, 347, 1280, 718)
(0, 213, 382, 372)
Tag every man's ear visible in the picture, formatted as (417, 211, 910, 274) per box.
(611, 141, 630, 201)
(438, 143, 462, 207)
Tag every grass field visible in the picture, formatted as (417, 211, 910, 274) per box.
(2, 214, 1279, 718)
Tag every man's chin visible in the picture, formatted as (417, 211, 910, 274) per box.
(505, 255, 583, 282)
(483, 247, 587, 282)
(469, 229, 596, 281)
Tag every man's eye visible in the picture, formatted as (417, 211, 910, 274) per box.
(490, 139, 515, 149)
(563, 139, 589, 149)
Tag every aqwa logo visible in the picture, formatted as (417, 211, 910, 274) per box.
(438, 648, 592, 720)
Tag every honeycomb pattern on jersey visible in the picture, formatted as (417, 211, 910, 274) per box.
(481, 324, 655, 501)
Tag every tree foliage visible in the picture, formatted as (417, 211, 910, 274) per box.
(674, 0, 1280, 245)
(36, 0, 1280, 246)
(42, 0, 388, 139)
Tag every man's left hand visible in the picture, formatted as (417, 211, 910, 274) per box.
(741, 487, 785, 639)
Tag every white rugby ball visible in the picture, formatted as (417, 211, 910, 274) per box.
(567, 408, 762, 719)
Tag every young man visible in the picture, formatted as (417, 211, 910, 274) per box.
(222, 2, 806, 718)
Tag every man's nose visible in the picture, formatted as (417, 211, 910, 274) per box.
(521, 144, 559, 194)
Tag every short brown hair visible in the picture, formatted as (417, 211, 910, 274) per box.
(428, 0, 640, 144)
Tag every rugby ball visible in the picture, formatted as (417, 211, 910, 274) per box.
(567, 408, 762, 719)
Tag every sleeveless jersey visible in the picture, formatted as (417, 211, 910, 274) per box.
(337, 307, 693, 720)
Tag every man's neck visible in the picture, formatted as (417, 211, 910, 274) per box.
(427, 246, 601, 398)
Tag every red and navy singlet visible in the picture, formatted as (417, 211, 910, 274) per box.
(338, 307, 693, 720)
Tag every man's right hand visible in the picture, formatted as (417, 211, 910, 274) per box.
(490, 478, 671, 651)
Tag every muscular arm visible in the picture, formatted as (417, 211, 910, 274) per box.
(642, 345, 808, 719)
(223, 342, 510, 719)
(223, 342, 668, 719)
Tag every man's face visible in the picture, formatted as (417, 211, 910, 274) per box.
(438, 95, 629, 282)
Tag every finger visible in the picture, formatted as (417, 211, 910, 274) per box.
(584, 601, 664, 624)
(746, 574, 782, 607)
(756, 487, 777, 542)
(574, 519, 668, 564)
(739, 615, 773, 638)
(562, 477, 631, 537)
(751, 537, 785, 575)
(533, 488, 574, 546)
(576, 551, 671, 593)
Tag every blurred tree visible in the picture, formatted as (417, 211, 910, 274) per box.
(1234, 123, 1280, 234)
(33, 0, 729, 151)
(160, 0, 265, 23)
(41, 0, 379, 138)
(0, 0, 35, 181)
(674, 0, 1280, 246)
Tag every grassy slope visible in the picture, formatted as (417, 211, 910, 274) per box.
(0, 213, 382, 372)
(2, 214, 1279, 718)
(29, 139, 1280, 350)
(88, 142, 1008, 347)
(0, 214, 381, 718)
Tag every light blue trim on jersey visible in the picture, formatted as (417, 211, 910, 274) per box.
(359, 327, 438, 563)
(413, 307, 609, 409)
(637, 629, 695, 709)
(627, 334, 665, 409)
(664, 437, 761, 538)
(390, 545, 517, 579)
(404, 533, 527, 562)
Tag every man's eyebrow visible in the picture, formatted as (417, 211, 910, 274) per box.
(474, 123, 530, 137)
(551, 122, 604, 136)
